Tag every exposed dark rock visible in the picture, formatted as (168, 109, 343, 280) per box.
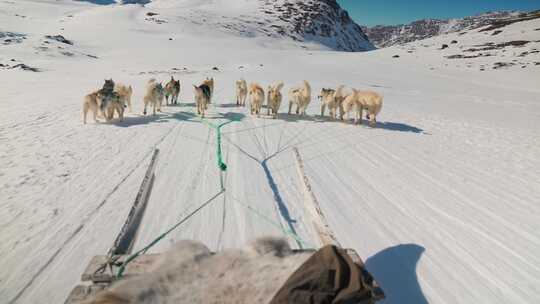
(392, 54, 400, 58)
(441, 44, 449, 49)
(492, 30, 503, 35)
(146, 12, 158, 16)
(362, 10, 539, 48)
(362, 12, 519, 48)
(45, 35, 73, 45)
(479, 10, 540, 32)
(493, 62, 515, 69)
(451, 40, 458, 44)
(10, 63, 40, 72)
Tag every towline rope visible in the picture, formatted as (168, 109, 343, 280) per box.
(117, 189, 225, 278)
(116, 102, 310, 277)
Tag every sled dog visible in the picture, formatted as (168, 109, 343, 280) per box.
(319, 88, 341, 119)
(98, 79, 124, 122)
(288, 80, 311, 116)
(202, 77, 214, 104)
(236, 79, 247, 107)
(115, 83, 133, 112)
(82, 90, 100, 124)
(341, 89, 383, 126)
(194, 83, 211, 118)
(267, 82, 284, 119)
(248, 83, 265, 116)
(143, 79, 165, 116)
(165, 76, 180, 105)
(356, 90, 383, 127)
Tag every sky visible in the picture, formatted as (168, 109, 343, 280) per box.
(337, 0, 540, 26)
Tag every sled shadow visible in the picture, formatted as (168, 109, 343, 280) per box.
(278, 113, 324, 123)
(111, 114, 169, 127)
(220, 112, 246, 122)
(366, 244, 427, 304)
(215, 103, 241, 109)
(75, 0, 116, 4)
(171, 111, 204, 123)
(165, 102, 196, 107)
(376, 122, 425, 134)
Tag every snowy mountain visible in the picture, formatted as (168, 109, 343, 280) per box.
(87, 0, 374, 51)
(362, 10, 540, 48)
(1, 1, 540, 304)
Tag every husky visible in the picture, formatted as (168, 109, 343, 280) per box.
(236, 79, 247, 107)
(341, 89, 383, 126)
(82, 90, 100, 124)
(267, 82, 284, 119)
(202, 77, 214, 105)
(143, 79, 165, 116)
(98, 79, 124, 122)
(83, 238, 313, 304)
(288, 80, 311, 116)
(194, 83, 211, 118)
(318, 88, 339, 119)
(164, 76, 180, 105)
(334, 85, 347, 120)
(356, 90, 383, 127)
(248, 83, 265, 116)
(341, 90, 361, 124)
(115, 83, 133, 112)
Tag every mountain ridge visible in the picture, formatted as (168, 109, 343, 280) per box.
(361, 10, 540, 48)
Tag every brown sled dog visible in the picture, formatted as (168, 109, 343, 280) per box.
(165, 76, 180, 105)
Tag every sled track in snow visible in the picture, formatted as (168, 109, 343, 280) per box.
(8, 124, 180, 303)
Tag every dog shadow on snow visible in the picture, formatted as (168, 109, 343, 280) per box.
(366, 244, 428, 304)
(109, 114, 170, 127)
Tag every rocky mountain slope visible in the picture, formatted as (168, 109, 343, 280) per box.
(91, 0, 375, 51)
(362, 10, 540, 48)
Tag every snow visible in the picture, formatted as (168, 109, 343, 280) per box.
(1, 1, 539, 304)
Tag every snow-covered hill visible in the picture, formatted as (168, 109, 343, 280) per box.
(1, 1, 539, 304)
(362, 10, 540, 48)
(82, 0, 375, 51)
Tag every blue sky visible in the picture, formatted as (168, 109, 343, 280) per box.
(337, 0, 540, 26)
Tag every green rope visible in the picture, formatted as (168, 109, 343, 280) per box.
(200, 118, 239, 173)
(228, 193, 313, 249)
(117, 190, 225, 278)
(115, 104, 310, 279)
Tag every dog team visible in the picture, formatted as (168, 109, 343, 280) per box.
(83, 77, 383, 127)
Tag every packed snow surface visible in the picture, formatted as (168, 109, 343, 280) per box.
(1, 1, 539, 304)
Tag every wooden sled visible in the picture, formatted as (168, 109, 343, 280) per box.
(65, 248, 384, 304)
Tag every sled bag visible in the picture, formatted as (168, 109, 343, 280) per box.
(270, 245, 380, 304)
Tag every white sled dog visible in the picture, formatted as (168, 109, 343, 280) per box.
(356, 90, 383, 127)
(82, 90, 100, 124)
(267, 82, 284, 119)
(342, 89, 383, 126)
(288, 80, 311, 116)
(165, 76, 180, 105)
(115, 83, 133, 113)
(334, 85, 347, 120)
(194, 82, 212, 118)
(143, 79, 165, 116)
(248, 83, 265, 116)
(236, 79, 247, 107)
(319, 88, 342, 119)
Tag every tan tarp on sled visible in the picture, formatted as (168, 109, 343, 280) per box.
(270, 245, 381, 304)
